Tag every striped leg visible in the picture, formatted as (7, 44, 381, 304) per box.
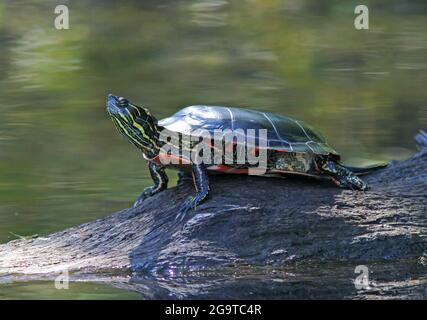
(134, 161, 168, 207)
(176, 163, 210, 221)
(319, 159, 368, 191)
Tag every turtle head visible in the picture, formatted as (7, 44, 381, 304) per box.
(106, 94, 160, 156)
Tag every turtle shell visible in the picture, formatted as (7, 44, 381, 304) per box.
(158, 106, 339, 157)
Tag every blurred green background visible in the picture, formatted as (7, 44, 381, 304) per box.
(0, 0, 426, 298)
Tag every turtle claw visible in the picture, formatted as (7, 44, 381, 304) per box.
(133, 199, 143, 208)
(133, 187, 155, 208)
(133, 195, 147, 208)
(176, 197, 195, 221)
(176, 193, 208, 222)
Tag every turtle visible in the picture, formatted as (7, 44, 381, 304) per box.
(106, 94, 386, 220)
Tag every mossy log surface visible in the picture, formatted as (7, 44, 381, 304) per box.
(0, 133, 426, 299)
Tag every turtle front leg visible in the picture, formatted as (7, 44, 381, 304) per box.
(318, 159, 369, 191)
(176, 163, 210, 221)
(134, 161, 168, 207)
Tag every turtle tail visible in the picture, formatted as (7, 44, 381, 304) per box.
(342, 163, 388, 176)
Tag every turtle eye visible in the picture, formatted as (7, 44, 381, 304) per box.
(118, 97, 128, 105)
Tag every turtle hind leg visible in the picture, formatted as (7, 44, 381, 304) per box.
(318, 159, 369, 191)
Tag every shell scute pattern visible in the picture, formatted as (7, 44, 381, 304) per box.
(159, 106, 339, 157)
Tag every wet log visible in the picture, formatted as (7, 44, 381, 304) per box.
(0, 132, 426, 299)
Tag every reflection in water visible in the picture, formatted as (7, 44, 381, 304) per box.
(189, 0, 228, 27)
(10, 28, 81, 88)
(0, 0, 426, 298)
(110, 261, 427, 299)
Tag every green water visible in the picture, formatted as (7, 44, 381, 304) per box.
(0, 281, 140, 300)
(0, 0, 426, 299)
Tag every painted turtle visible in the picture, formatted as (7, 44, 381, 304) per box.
(106, 94, 385, 220)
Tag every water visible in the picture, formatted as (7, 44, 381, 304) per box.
(0, 0, 426, 299)
(0, 281, 140, 300)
